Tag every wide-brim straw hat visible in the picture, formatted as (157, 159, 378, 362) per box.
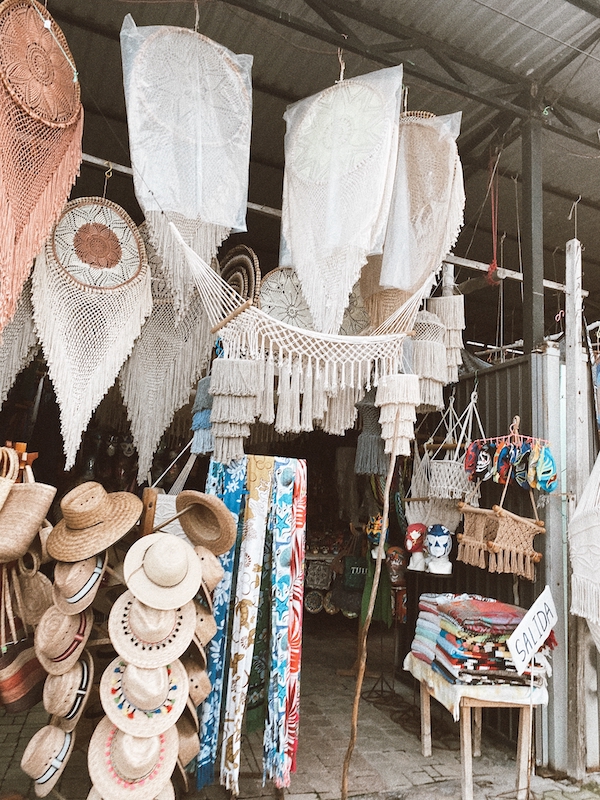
(87, 782, 175, 800)
(44, 649, 94, 732)
(193, 546, 224, 592)
(21, 724, 75, 797)
(123, 533, 203, 611)
(108, 590, 196, 669)
(194, 600, 217, 647)
(175, 491, 236, 555)
(53, 550, 108, 615)
(0, 482, 57, 562)
(88, 716, 178, 800)
(181, 696, 199, 733)
(100, 656, 188, 738)
(176, 713, 200, 768)
(47, 482, 142, 562)
(182, 656, 212, 707)
(35, 605, 94, 675)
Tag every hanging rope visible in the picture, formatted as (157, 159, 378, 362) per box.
(487, 151, 501, 286)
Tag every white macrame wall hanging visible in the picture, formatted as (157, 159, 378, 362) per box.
(119, 224, 212, 483)
(281, 65, 404, 334)
(32, 197, 152, 470)
(120, 15, 252, 317)
(0, 279, 38, 409)
(427, 294, 465, 384)
(413, 310, 447, 413)
(374, 372, 420, 457)
(379, 112, 465, 299)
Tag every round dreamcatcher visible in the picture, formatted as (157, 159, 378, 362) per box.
(219, 244, 261, 304)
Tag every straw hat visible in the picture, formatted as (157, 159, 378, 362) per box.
(123, 533, 203, 611)
(181, 657, 211, 707)
(194, 601, 217, 646)
(175, 491, 236, 555)
(0, 482, 57, 562)
(53, 551, 108, 615)
(47, 482, 142, 562)
(193, 546, 224, 592)
(43, 649, 94, 731)
(21, 724, 75, 797)
(87, 782, 174, 800)
(35, 606, 93, 675)
(16, 570, 53, 626)
(100, 657, 188, 737)
(176, 713, 200, 768)
(181, 696, 199, 733)
(188, 634, 207, 671)
(87, 716, 178, 800)
(108, 590, 195, 669)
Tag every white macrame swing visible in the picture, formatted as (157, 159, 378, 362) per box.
(120, 14, 252, 317)
(32, 197, 152, 470)
(119, 224, 213, 484)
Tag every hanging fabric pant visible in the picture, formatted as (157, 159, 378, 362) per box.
(263, 458, 297, 786)
(220, 456, 274, 794)
(198, 456, 248, 791)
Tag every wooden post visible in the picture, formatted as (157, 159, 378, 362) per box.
(420, 683, 432, 757)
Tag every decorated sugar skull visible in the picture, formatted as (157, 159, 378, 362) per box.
(425, 524, 452, 559)
(405, 523, 426, 553)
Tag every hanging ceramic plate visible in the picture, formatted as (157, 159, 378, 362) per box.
(323, 590, 340, 615)
(51, 197, 146, 289)
(219, 244, 261, 304)
(304, 589, 324, 614)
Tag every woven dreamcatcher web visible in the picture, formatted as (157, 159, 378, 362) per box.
(280, 65, 404, 334)
(0, 0, 83, 332)
(32, 197, 152, 470)
(379, 112, 465, 298)
(120, 15, 252, 317)
(220, 245, 261, 305)
(0, 279, 37, 410)
(119, 224, 213, 484)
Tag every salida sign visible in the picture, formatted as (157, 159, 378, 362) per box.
(507, 585, 557, 675)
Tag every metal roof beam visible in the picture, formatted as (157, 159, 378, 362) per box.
(537, 24, 600, 82)
(562, 0, 600, 18)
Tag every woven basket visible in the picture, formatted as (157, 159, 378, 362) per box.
(0, 482, 56, 563)
(0, 447, 19, 513)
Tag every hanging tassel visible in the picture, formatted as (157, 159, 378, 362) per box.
(210, 394, 257, 424)
(300, 357, 313, 432)
(375, 373, 420, 406)
(275, 358, 293, 434)
(312, 360, 327, 423)
(209, 357, 263, 396)
(289, 359, 301, 434)
(191, 427, 214, 455)
(260, 354, 275, 425)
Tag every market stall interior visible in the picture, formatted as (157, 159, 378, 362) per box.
(0, 0, 599, 798)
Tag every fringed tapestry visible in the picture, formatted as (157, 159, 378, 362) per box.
(281, 65, 404, 334)
(32, 197, 152, 470)
(120, 14, 252, 317)
(0, 279, 37, 410)
(0, 0, 82, 332)
(120, 224, 212, 483)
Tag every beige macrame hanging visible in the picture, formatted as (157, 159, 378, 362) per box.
(0, 0, 83, 332)
(427, 294, 465, 384)
(32, 197, 152, 470)
(0, 279, 37, 410)
(412, 310, 447, 413)
(374, 373, 420, 457)
(120, 224, 213, 484)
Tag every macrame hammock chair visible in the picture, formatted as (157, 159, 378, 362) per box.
(119, 224, 212, 484)
(0, 0, 83, 332)
(32, 197, 152, 470)
(280, 64, 404, 334)
(404, 441, 463, 533)
(120, 15, 252, 318)
(0, 279, 37, 410)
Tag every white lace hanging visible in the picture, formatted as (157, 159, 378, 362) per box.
(379, 112, 465, 299)
(32, 197, 152, 470)
(280, 65, 404, 334)
(120, 15, 252, 317)
(119, 224, 213, 483)
(0, 279, 37, 410)
(427, 294, 465, 384)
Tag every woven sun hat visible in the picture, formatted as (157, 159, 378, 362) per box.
(181, 695, 199, 733)
(47, 482, 142, 562)
(108, 590, 196, 669)
(87, 783, 174, 800)
(52, 550, 108, 615)
(0, 481, 57, 562)
(35, 605, 93, 675)
(175, 491, 236, 555)
(88, 715, 178, 800)
(123, 532, 203, 611)
(176, 712, 200, 768)
(194, 600, 217, 646)
(188, 634, 207, 671)
(193, 545, 224, 592)
(182, 656, 212, 707)
(43, 649, 94, 732)
(100, 656, 188, 737)
(21, 724, 76, 797)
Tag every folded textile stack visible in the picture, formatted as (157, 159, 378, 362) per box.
(411, 593, 552, 686)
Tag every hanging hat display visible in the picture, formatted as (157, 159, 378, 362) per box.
(20, 724, 76, 797)
(34, 605, 93, 675)
(43, 650, 94, 732)
(0, 0, 83, 333)
(120, 14, 252, 316)
(120, 225, 213, 483)
(32, 197, 152, 470)
(47, 482, 142, 562)
(175, 490, 236, 555)
(52, 551, 108, 615)
(0, 279, 37, 411)
(280, 65, 404, 334)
